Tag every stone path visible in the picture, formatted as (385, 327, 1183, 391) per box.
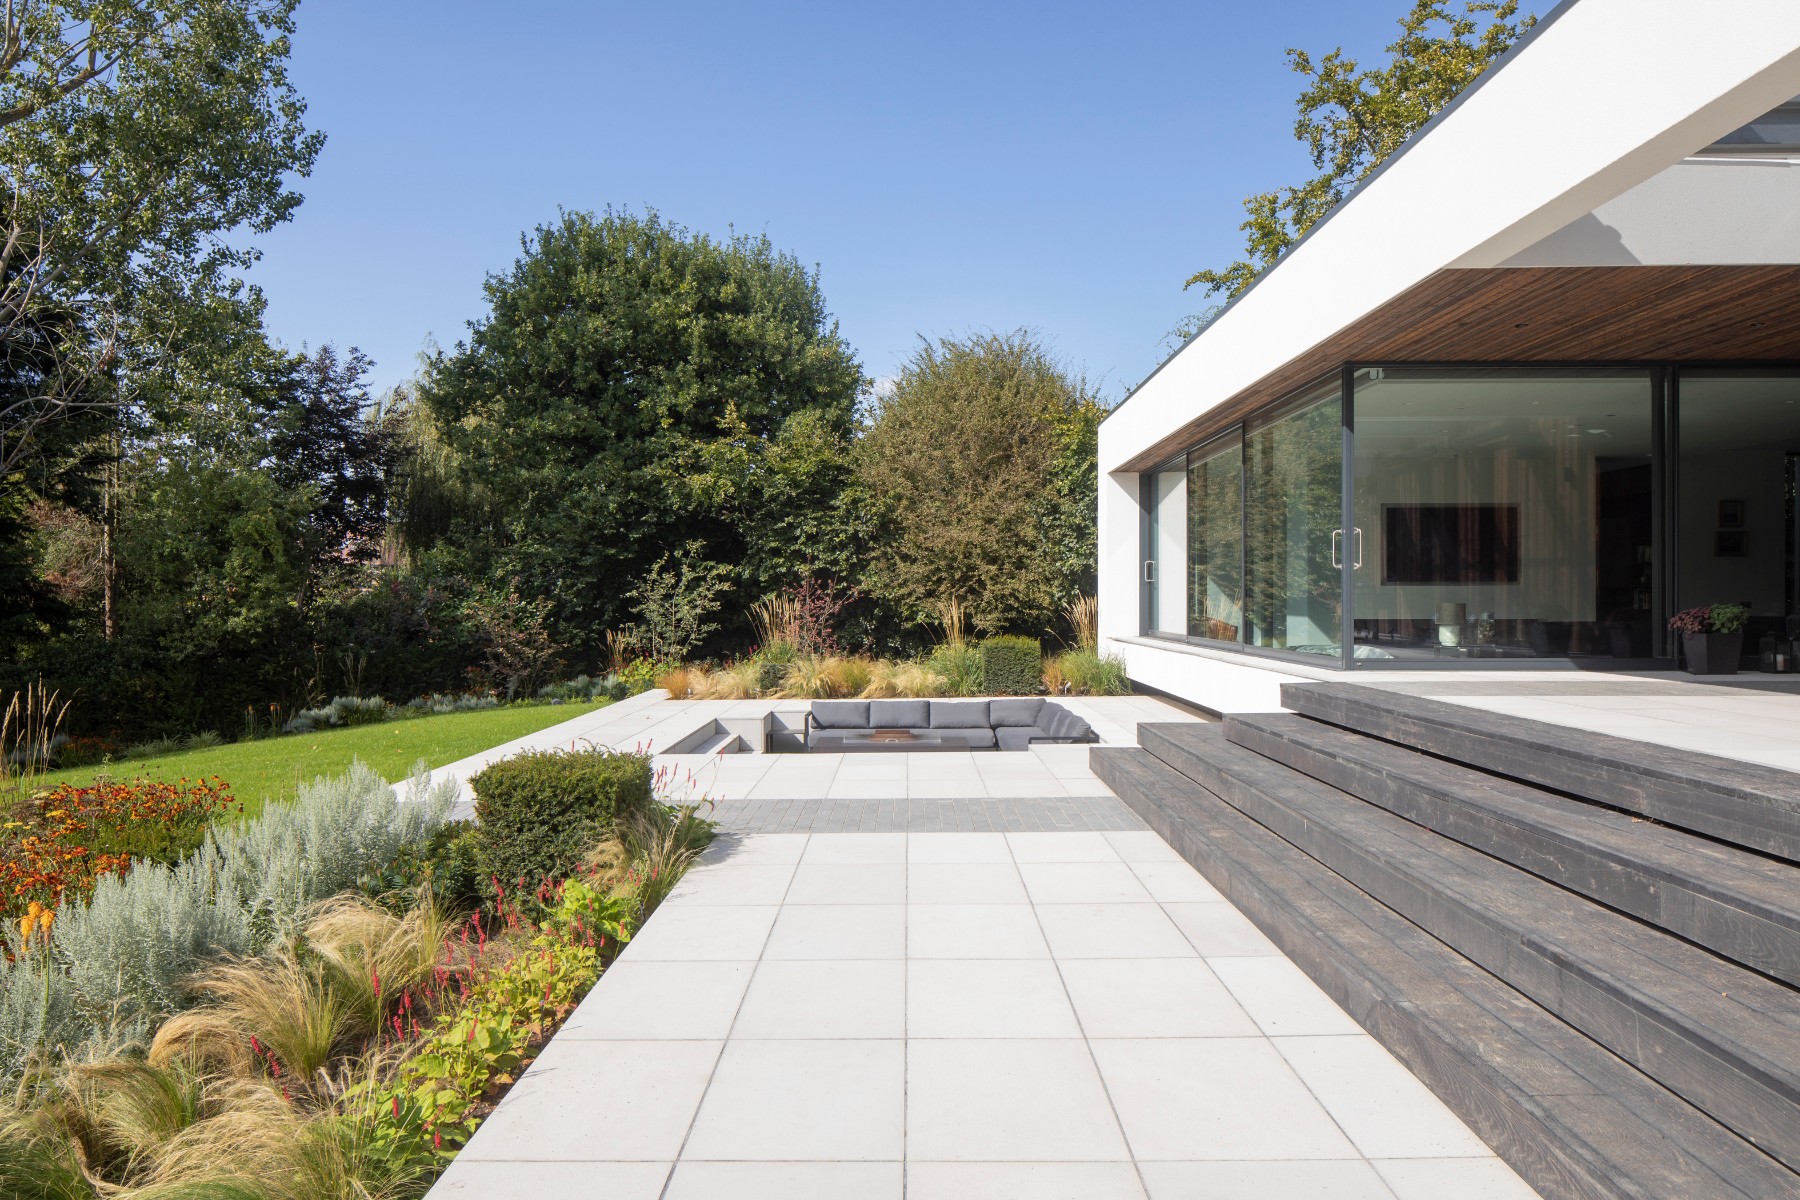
(429, 828, 1539, 1199)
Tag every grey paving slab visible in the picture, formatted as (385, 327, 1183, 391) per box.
(426, 804, 1531, 1198)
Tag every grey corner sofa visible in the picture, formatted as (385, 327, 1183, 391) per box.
(804, 698, 1097, 752)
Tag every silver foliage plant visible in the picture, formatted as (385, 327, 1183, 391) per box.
(0, 761, 455, 1087)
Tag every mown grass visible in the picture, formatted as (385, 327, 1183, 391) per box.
(36, 700, 610, 820)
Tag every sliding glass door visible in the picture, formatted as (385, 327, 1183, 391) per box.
(1186, 434, 1243, 641)
(1676, 373, 1800, 657)
(1146, 460, 1187, 636)
(1349, 369, 1653, 661)
(1243, 382, 1343, 658)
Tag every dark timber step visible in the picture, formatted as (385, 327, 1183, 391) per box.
(1281, 682, 1800, 862)
(1225, 713, 1800, 987)
(1138, 722, 1800, 1175)
(1092, 742, 1799, 1200)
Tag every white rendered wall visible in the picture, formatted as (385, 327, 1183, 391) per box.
(1097, 471, 1142, 650)
(1105, 637, 1303, 714)
(1100, 0, 1800, 477)
(1503, 156, 1800, 266)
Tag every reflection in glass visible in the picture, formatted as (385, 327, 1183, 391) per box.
(1676, 374, 1800, 653)
(1244, 387, 1342, 656)
(1187, 437, 1243, 641)
(1350, 370, 1653, 660)
(1147, 462, 1187, 635)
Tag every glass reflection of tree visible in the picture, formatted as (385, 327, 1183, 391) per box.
(1244, 399, 1342, 650)
(1187, 446, 1244, 641)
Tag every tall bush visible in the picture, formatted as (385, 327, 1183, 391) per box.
(978, 636, 1043, 696)
(472, 749, 654, 892)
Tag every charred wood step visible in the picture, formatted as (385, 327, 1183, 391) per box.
(1280, 682, 1800, 862)
(1137, 721, 1800, 1175)
(1225, 712, 1800, 987)
(1093, 741, 1798, 1200)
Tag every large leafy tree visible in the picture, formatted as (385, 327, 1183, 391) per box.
(420, 209, 865, 654)
(256, 344, 395, 570)
(857, 331, 1106, 635)
(0, 0, 324, 477)
(1182, 1, 1534, 324)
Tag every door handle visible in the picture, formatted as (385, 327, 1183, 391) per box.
(1330, 530, 1342, 569)
(1143, 560, 1156, 582)
(1353, 527, 1364, 570)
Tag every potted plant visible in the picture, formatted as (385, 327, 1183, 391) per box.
(1668, 603, 1750, 675)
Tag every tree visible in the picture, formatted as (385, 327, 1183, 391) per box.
(0, 0, 324, 478)
(857, 331, 1106, 635)
(256, 344, 395, 568)
(1181, 1, 1534, 323)
(420, 208, 865, 655)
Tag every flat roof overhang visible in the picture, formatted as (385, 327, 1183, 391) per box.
(1114, 262, 1800, 472)
(1100, 1, 1800, 477)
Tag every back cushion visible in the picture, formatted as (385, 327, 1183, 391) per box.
(988, 698, 1046, 727)
(928, 701, 991, 729)
(869, 699, 930, 729)
(812, 700, 871, 729)
(1040, 703, 1092, 739)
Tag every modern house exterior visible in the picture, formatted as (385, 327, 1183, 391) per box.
(1098, 0, 1800, 711)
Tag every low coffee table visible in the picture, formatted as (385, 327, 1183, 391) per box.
(809, 729, 964, 752)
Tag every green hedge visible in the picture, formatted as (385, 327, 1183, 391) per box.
(979, 636, 1043, 696)
(471, 747, 654, 892)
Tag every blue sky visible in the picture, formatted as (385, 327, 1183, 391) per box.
(250, 1, 1410, 401)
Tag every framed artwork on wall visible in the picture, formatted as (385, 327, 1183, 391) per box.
(1715, 529, 1749, 557)
(1718, 499, 1746, 529)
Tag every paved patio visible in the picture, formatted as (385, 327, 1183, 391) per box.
(431, 829, 1536, 1199)
(422, 693, 1538, 1200)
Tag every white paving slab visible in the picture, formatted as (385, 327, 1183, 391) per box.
(428, 830, 1537, 1199)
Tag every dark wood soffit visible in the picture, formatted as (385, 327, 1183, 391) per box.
(1118, 264, 1800, 472)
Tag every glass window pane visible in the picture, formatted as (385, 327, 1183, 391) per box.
(1147, 462, 1187, 635)
(1350, 370, 1653, 661)
(1244, 387, 1343, 656)
(1676, 374, 1800, 652)
(1187, 438, 1243, 640)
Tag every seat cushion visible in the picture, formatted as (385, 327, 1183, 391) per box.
(988, 697, 1046, 727)
(928, 701, 991, 729)
(869, 699, 930, 729)
(996, 727, 1038, 752)
(811, 700, 871, 729)
(937, 727, 997, 749)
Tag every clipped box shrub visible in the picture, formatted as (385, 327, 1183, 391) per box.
(471, 748, 654, 891)
(979, 636, 1043, 696)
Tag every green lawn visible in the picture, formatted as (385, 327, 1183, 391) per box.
(38, 700, 611, 819)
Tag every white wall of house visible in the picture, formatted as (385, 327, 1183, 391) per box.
(1096, 1, 1800, 709)
(1504, 156, 1800, 266)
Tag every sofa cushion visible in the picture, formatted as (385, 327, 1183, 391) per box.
(937, 727, 997, 749)
(868, 699, 930, 729)
(811, 700, 870, 729)
(988, 697, 1046, 727)
(996, 727, 1038, 752)
(1038, 703, 1094, 741)
(929, 701, 991, 729)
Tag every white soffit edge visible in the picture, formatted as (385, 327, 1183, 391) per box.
(1101, 0, 1800, 475)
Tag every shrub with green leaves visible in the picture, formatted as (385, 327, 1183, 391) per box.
(1049, 647, 1131, 696)
(926, 643, 982, 696)
(979, 636, 1042, 695)
(472, 749, 654, 894)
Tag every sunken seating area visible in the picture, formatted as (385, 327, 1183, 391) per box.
(1093, 682, 1800, 1200)
(804, 698, 1097, 752)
